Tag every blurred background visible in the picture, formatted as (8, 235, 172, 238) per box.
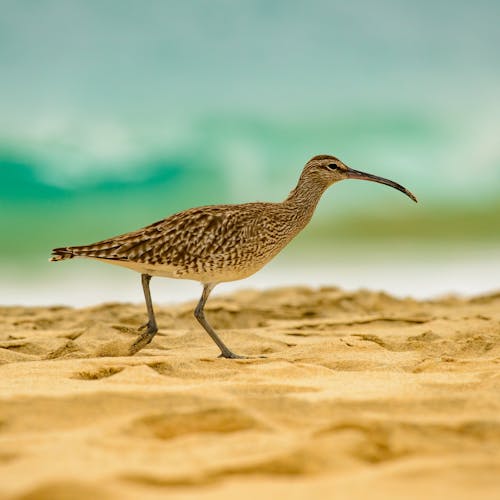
(1, 0, 499, 305)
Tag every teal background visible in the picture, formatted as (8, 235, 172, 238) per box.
(1, 0, 499, 304)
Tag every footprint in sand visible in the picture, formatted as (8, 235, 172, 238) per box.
(128, 407, 263, 440)
(72, 366, 124, 380)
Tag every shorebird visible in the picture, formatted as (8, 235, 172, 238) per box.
(50, 155, 417, 358)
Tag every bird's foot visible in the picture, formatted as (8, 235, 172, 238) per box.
(218, 351, 266, 360)
(129, 323, 158, 355)
(129, 332, 155, 355)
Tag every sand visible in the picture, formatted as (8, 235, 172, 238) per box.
(0, 286, 499, 500)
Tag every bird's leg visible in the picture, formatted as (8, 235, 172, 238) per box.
(130, 274, 158, 355)
(139, 274, 158, 333)
(194, 284, 247, 359)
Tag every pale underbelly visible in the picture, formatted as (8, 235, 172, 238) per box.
(90, 257, 267, 284)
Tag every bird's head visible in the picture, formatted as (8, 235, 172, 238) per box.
(303, 154, 417, 202)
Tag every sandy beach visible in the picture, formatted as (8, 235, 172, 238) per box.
(0, 286, 499, 499)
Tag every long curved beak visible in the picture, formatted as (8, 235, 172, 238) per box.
(346, 168, 417, 203)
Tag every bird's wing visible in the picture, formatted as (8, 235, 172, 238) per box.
(135, 204, 263, 266)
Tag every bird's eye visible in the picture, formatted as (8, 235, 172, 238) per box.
(327, 163, 338, 170)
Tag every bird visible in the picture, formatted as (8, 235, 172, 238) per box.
(50, 154, 417, 358)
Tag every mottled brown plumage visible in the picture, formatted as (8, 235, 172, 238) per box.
(52, 202, 310, 283)
(51, 154, 417, 358)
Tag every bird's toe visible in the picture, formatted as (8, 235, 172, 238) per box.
(129, 330, 157, 355)
(218, 351, 265, 360)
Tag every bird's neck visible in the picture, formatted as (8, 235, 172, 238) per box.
(283, 175, 329, 224)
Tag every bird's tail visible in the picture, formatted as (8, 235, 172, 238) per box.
(49, 239, 128, 262)
(49, 247, 77, 262)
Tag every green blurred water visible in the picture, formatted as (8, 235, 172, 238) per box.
(2, 112, 499, 260)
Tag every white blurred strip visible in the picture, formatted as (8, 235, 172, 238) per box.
(1, 245, 498, 306)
